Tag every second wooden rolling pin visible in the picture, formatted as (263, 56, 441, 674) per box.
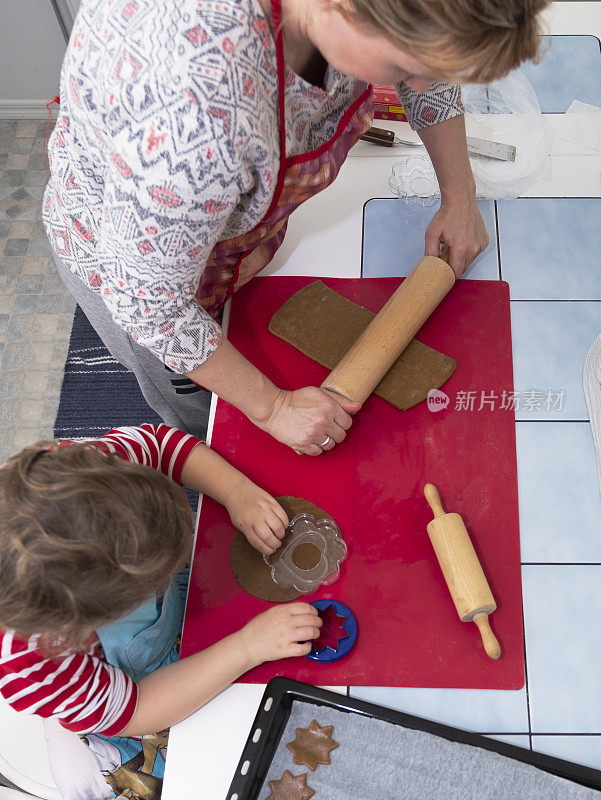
(424, 483, 501, 660)
(321, 249, 455, 403)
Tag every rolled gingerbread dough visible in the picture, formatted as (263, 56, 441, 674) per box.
(230, 496, 338, 602)
(268, 280, 456, 411)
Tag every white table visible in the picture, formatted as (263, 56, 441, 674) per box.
(163, 5, 601, 796)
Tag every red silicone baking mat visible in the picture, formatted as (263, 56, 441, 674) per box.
(181, 277, 524, 689)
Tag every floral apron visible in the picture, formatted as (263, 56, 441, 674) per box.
(195, 0, 374, 321)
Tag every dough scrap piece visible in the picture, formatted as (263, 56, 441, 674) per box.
(230, 496, 338, 602)
(266, 770, 315, 800)
(269, 280, 456, 411)
(286, 719, 339, 771)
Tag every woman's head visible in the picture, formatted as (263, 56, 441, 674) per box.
(0, 442, 193, 650)
(306, 0, 548, 87)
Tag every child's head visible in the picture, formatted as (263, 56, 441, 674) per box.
(330, 0, 548, 85)
(0, 442, 193, 649)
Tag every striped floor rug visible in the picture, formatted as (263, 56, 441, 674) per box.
(54, 307, 162, 439)
(55, 307, 199, 510)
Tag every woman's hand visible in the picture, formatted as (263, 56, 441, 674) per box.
(225, 479, 289, 554)
(254, 387, 362, 455)
(240, 603, 322, 664)
(425, 196, 489, 278)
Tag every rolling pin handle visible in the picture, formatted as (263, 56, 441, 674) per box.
(473, 612, 501, 660)
(424, 483, 446, 519)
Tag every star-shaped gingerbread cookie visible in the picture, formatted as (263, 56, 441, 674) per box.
(266, 770, 315, 800)
(286, 719, 339, 771)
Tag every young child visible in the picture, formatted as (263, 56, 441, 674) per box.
(0, 423, 321, 798)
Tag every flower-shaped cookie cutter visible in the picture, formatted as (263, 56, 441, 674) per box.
(264, 513, 347, 594)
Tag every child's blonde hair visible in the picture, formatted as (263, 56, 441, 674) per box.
(348, 0, 548, 82)
(0, 442, 193, 650)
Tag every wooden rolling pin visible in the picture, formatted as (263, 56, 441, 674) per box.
(424, 483, 501, 660)
(321, 249, 455, 403)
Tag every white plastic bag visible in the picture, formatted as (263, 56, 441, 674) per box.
(462, 70, 554, 198)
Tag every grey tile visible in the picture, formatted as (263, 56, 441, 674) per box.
(1, 171, 26, 187)
(56, 312, 74, 338)
(0, 121, 17, 137)
(0, 372, 24, 400)
(38, 426, 56, 441)
(25, 185, 45, 200)
(42, 397, 60, 422)
(22, 256, 48, 275)
(27, 153, 46, 170)
(10, 139, 34, 155)
(10, 206, 36, 221)
(46, 370, 65, 396)
(16, 275, 45, 294)
(0, 295, 14, 314)
(10, 188, 32, 203)
(5, 238, 28, 256)
(0, 314, 8, 340)
(37, 294, 64, 314)
(0, 188, 37, 218)
(32, 341, 55, 365)
(1, 341, 30, 370)
(0, 139, 12, 156)
(0, 154, 7, 170)
(32, 314, 60, 341)
(46, 257, 58, 274)
(61, 294, 76, 314)
(0, 401, 20, 428)
(12, 428, 43, 449)
(0, 220, 10, 237)
(52, 339, 70, 362)
(6, 315, 35, 341)
(42, 275, 64, 294)
(19, 394, 46, 422)
(11, 294, 38, 315)
(6, 153, 29, 171)
(9, 221, 33, 238)
(1, 255, 25, 274)
(16, 121, 39, 138)
(0, 274, 18, 294)
(31, 221, 46, 238)
(22, 369, 50, 397)
(28, 237, 51, 257)
(24, 170, 48, 188)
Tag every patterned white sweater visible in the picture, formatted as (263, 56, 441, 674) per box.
(43, 0, 463, 373)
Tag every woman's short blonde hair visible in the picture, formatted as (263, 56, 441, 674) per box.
(349, 0, 549, 83)
(0, 442, 193, 651)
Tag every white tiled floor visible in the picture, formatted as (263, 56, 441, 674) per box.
(497, 199, 601, 300)
(516, 422, 601, 563)
(524, 565, 601, 734)
(511, 300, 600, 421)
(362, 197, 500, 281)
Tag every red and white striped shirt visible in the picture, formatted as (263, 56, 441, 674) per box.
(0, 424, 200, 736)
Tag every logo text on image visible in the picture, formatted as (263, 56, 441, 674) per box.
(427, 389, 449, 413)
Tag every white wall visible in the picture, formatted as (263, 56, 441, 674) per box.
(0, 1, 68, 116)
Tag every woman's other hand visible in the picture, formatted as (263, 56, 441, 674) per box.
(424, 196, 489, 279)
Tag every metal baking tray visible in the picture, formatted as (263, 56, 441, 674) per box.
(227, 677, 601, 799)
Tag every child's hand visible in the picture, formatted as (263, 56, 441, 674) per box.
(240, 603, 322, 665)
(226, 480, 289, 555)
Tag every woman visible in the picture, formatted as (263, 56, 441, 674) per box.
(44, 0, 546, 454)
